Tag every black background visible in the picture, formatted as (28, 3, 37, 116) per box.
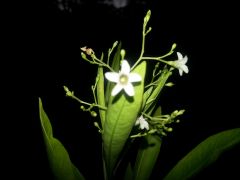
(5, 0, 240, 179)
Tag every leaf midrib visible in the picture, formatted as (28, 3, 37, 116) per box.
(107, 98, 127, 172)
(40, 102, 54, 152)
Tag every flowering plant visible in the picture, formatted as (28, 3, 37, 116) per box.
(38, 10, 240, 180)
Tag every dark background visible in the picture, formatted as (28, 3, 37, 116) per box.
(5, 0, 240, 179)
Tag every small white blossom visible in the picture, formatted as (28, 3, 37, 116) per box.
(169, 52, 189, 76)
(105, 60, 142, 96)
(135, 115, 149, 130)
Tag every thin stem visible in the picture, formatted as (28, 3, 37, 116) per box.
(71, 94, 107, 110)
(131, 26, 147, 71)
(92, 76, 99, 104)
(145, 82, 159, 89)
(130, 132, 148, 138)
(93, 56, 115, 72)
(141, 57, 169, 63)
(131, 41, 175, 70)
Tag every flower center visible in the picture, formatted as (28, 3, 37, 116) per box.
(119, 74, 128, 85)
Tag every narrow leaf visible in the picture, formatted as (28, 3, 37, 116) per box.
(103, 61, 147, 178)
(39, 98, 85, 180)
(97, 54, 106, 127)
(133, 107, 162, 180)
(164, 128, 240, 180)
(105, 42, 122, 104)
(143, 67, 172, 114)
(123, 163, 133, 180)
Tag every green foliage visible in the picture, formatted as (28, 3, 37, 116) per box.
(105, 42, 122, 105)
(39, 98, 85, 180)
(37, 9, 239, 180)
(123, 163, 134, 180)
(133, 135, 162, 180)
(133, 107, 162, 180)
(103, 61, 147, 178)
(143, 67, 172, 115)
(164, 128, 240, 180)
(97, 62, 106, 126)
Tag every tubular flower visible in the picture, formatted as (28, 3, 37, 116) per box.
(105, 60, 142, 96)
(135, 115, 149, 130)
(168, 52, 189, 76)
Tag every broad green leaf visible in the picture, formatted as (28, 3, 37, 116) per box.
(97, 54, 106, 127)
(164, 128, 240, 180)
(105, 42, 122, 105)
(133, 107, 162, 180)
(39, 98, 85, 180)
(143, 67, 172, 115)
(103, 61, 147, 178)
(133, 135, 162, 180)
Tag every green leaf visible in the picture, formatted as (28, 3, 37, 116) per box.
(124, 163, 133, 180)
(103, 61, 147, 178)
(133, 107, 162, 180)
(105, 42, 122, 105)
(164, 128, 240, 180)
(142, 86, 153, 111)
(143, 67, 172, 114)
(97, 54, 106, 127)
(133, 135, 162, 180)
(39, 98, 85, 180)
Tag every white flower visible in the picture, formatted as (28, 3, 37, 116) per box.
(169, 52, 189, 76)
(135, 115, 149, 130)
(105, 60, 142, 96)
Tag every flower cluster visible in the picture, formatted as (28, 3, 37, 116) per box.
(65, 10, 188, 138)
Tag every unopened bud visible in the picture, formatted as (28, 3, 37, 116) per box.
(144, 10, 151, 25)
(81, 52, 87, 59)
(93, 122, 99, 127)
(165, 82, 175, 87)
(120, 49, 126, 60)
(171, 43, 177, 51)
(172, 110, 179, 116)
(161, 131, 167, 136)
(63, 86, 73, 97)
(91, 111, 97, 117)
(178, 109, 185, 116)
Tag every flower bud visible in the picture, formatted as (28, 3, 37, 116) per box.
(120, 49, 126, 60)
(144, 10, 151, 25)
(171, 43, 177, 51)
(165, 82, 175, 87)
(91, 111, 97, 117)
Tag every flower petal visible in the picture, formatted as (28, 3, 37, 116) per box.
(181, 56, 188, 64)
(129, 73, 142, 82)
(120, 60, 131, 74)
(177, 52, 183, 60)
(111, 84, 123, 96)
(179, 69, 183, 76)
(141, 120, 149, 130)
(123, 83, 134, 96)
(135, 119, 140, 125)
(181, 65, 189, 74)
(105, 72, 119, 83)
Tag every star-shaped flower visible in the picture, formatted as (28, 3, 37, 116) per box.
(105, 60, 142, 96)
(169, 52, 189, 76)
(135, 115, 149, 130)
